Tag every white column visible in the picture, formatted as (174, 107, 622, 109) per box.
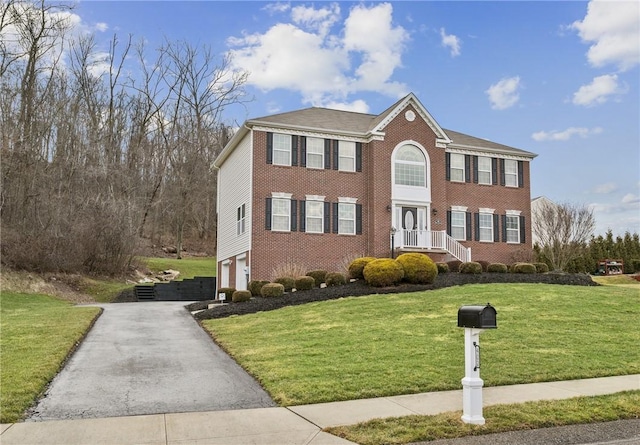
(461, 328, 485, 425)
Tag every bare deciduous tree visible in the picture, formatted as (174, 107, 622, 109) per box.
(532, 200, 596, 271)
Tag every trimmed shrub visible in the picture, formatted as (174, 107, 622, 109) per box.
(261, 283, 285, 298)
(248, 280, 269, 297)
(274, 277, 295, 292)
(513, 262, 537, 274)
(487, 263, 508, 273)
(436, 262, 449, 273)
(396, 253, 438, 284)
(231, 290, 251, 303)
(218, 287, 236, 300)
(306, 270, 327, 287)
(363, 258, 405, 287)
(447, 260, 462, 273)
(294, 276, 315, 291)
(477, 260, 490, 273)
(459, 261, 482, 274)
(348, 257, 377, 279)
(533, 262, 550, 273)
(325, 272, 346, 287)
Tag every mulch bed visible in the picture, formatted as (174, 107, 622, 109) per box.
(188, 272, 598, 320)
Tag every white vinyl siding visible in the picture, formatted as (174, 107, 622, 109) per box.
(272, 133, 291, 166)
(306, 137, 324, 169)
(450, 153, 465, 182)
(478, 156, 492, 185)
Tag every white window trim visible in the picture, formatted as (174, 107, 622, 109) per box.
(451, 205, 468, 212)
(505, 212, 521, 244)
(271, 193, 292, 232)
(272, 133, 291, 166)
(338, 140, 356, 172)
(337, 200, 357, 235)
(478, 212, 494, 243)
(451, 209, 466, 241)
(306, 137, 324, 170)
(450, 153, 465, 182)
(305, 198, 324, 234)
(236, 204, 246, 236)
(504, 159, 518, 187)
(478, 156, 492, 185)
(338, 197, 358, 204)
(479, 208, 495, 214)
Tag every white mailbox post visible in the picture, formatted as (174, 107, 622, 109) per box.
(457, 304, 497, 425)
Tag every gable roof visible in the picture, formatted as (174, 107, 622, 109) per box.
(214, 93, 536, 167)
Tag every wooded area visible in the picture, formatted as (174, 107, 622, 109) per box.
(1, 0, 248, 274)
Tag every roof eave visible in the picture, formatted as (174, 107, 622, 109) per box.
(213, 125, 249, 168)
(448, 142, 537, 159)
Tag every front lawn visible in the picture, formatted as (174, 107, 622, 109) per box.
(202, 283, 640, 406)
(0, 293, 101, 423)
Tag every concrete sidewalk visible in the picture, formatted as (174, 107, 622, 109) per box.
(2, 375, 638, 445)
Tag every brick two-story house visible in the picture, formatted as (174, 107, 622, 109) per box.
(214, 93, 536, 290)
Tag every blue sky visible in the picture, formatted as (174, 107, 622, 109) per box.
(71, 1, 639, 235)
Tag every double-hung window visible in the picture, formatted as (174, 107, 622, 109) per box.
(272, 133, 291, 166)
(305, 197, 324, 233)
(271, 197, 291, 231)
(306, 137, 324, 169)
(338, 202, 356, 235)
(479, 212, 493, 242)
(450, 153, 465, 182)
(451, 210, 466, 241)
(236, 204, 246, 235)
(477, 156, 492, 185)
(506, 214, 520, 243)
(504, 159, 518, 187)
(338, 141, 356, 172)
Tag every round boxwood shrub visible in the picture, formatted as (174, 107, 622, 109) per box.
(294, 276, 315, 291)
(396, 253, 438, 284)
(487, 263, 508, 273)
(274, 277, 295, 292)
(363, 258, 404, 287)
(248, 280, 269, 297)
(232, 290, 251, 303)
(533, 262, 550, 273)
(306, 270, 327, 287)
(261, 283, 285, 298)
(446, 260, 462, 273)
(325, 272, 346, 287)
(348, 257, 377, 280)
(513, 262, 537, 274)
(436, 262, 449, 273)
(459, 261, 482, 274)
(218, 287, 236, 301)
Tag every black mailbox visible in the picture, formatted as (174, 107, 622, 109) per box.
(457, 303, 497, 329)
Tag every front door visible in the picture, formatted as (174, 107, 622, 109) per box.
(402, 207, 418, 246)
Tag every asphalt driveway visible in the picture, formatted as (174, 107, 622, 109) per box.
(28, 302, 275, 421)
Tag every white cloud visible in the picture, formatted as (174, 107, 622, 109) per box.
(263, 2, 290, 15)
(572, 74, 627, 106)
(621, 193, 640, 204)
(531, 126, 603, 141)
(440, 28, 461, 57)
(571, 0, 640, 71)
(227, 2, 409, 108)
(323, 99, 369, 113)
(485, 76, 521, 110)
(593, 182, 618, 194)
(95, 22, 108, 32)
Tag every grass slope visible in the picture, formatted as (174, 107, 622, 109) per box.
(203, 283, 640, 406)
(0, 293, 101, 423)
(140, 256, 216, 280)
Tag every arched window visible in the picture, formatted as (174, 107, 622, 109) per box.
(394, 145, 426, 187)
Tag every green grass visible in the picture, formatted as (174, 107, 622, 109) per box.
(202, 283, 640, 406)
(140, 256, 216, 280)
(0, 292, 101, 423)
(80, 277, 133, 303)
(592, 274, 640, 288)
(326, 391, 640, 445)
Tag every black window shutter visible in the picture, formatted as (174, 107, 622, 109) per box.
(466, 212, 472, 240)
(492, 158, 498, 185)
(266, 133, 273, 164)
(356, 204, 362, 234)
(474, 213, 480, 241)
(356, 143, 362, 172)
(445, 152, 451, 181)
(518, 161, 524, 188)
(265, 198, 272, 230)
(493, 214, 500, 242)
(446, 210, 452, 236)
(473, 156, 479, 184)
(291, 200, 297, 232)
(501, 214, 507, 242)
(332, 202, 339, 233)
(464, 155, 471, 183)
(520, 215, 526, 244)
(291, 135, 298, 166)
(300, 137, 306, 168)
(499, 159, 506, 186)
(299, 201, 306, 232)
(324, 202, 331, 233)
(333, 140, 339, 170)
(324, 139, 331, 169)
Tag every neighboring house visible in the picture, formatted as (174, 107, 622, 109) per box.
(531, 196, 557, 246)
(214, 93, 537, 290)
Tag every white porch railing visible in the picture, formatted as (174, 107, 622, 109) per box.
(396, 230, 471, 262)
